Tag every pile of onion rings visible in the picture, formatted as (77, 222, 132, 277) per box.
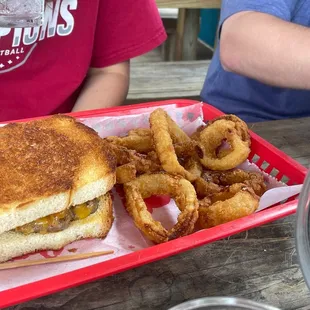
(104, 108, 266, 243)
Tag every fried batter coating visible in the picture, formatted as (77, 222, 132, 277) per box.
(105, 133, 153, 154)
(116, 163, 137, 184)
(194, 177, 222, 199)
(124, 173, 199, 244)
(150, 109, 197, 181)
(202, 169, 266, 197)
(196, 119, 251, 170)
(183, 157, 203, 179)
(198, 183, 259, 228)
(128, 128, 151, 137)
(208, 115, 251, 146)
(174, 141, 198, 158)
(105, 142, 161, 174)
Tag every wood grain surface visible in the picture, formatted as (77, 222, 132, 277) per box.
(176, 9, 200, 61)
(128, 60, 210, 100)
(7, 117, 310, 310)
(156, 0, 221, 8)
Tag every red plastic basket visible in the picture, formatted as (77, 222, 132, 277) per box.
(0, 99, 307, 308)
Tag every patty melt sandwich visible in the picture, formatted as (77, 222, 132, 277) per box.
(0, 115, 116, 263)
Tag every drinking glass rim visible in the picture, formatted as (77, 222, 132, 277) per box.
(0, 0, 44, 20)
(167, 297, 280, 310)
(296, 169, 310, 291)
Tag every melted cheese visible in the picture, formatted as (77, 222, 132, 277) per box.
(15, 200, 97, 235)
(72, 203, 93, 220)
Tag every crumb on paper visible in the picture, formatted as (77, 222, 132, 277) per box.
(68, 248, 77, 253)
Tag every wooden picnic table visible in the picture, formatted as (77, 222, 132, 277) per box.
(156, 0, 221, 61)
(128, 60, 210, 101)
(9, 116, 310, 310)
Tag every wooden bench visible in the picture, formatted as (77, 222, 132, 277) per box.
(127, 60, 210, 103)
(157, 0, 221, 60)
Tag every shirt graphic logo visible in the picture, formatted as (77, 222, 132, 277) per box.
(0, 0, 78, 73)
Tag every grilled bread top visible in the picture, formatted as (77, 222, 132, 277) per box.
(0, 115, 116, 212)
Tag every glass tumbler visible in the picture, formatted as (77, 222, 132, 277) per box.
(167, 297, 281, 310)
(0, 0, 44, 28)
(296, 169, 310, 290)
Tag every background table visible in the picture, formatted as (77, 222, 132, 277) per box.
(156, 0, 221, 60)
(7, 117, 310, 310)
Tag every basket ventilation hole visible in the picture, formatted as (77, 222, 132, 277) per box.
(270, 168, 280, 178)
(280, 175, 290, 184)
(260, 160, 270, 171)
(251, 154, 260, 163)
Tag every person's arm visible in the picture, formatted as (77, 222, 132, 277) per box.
(71, 0, 166, 113)
(220, 11, 310, 89)
(72, 61, 129, 112)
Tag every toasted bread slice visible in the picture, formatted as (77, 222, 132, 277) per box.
(0, 115, 116, 234)
(0, 193, 114, 263)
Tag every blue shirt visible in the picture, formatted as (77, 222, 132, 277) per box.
(200, 0, 310, 122)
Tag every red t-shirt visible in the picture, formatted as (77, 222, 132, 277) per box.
(0, 0, 166, 122)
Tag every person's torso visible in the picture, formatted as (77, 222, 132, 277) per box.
(0, 0, 99, 122)
(201, 1, 310, 122)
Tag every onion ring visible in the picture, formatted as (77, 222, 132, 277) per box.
(128, 128, 151, 137)
(198, 183, 259, 228)
(105, 132, 153, 154)
(194, 177, 222, 199)
(190, 125, 206, 141)
(150, 109, 197, 181)
(174, 141, 198, 159)
(196, 119, 251, 170)
(208, 115, 251, 145)
(183, 157, 203, 179)
(165, 114, 192, 145)
(105, 142, 161, 174)
(202, 169, 266, 196)
(124, 173, 199, 243)
(116, 163, 137, 184)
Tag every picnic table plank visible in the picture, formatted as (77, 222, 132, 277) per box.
(156, 0, 221, 9)
(128, 60, 210, 100)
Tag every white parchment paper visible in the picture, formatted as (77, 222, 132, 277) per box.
(0, 102, 302, 292)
